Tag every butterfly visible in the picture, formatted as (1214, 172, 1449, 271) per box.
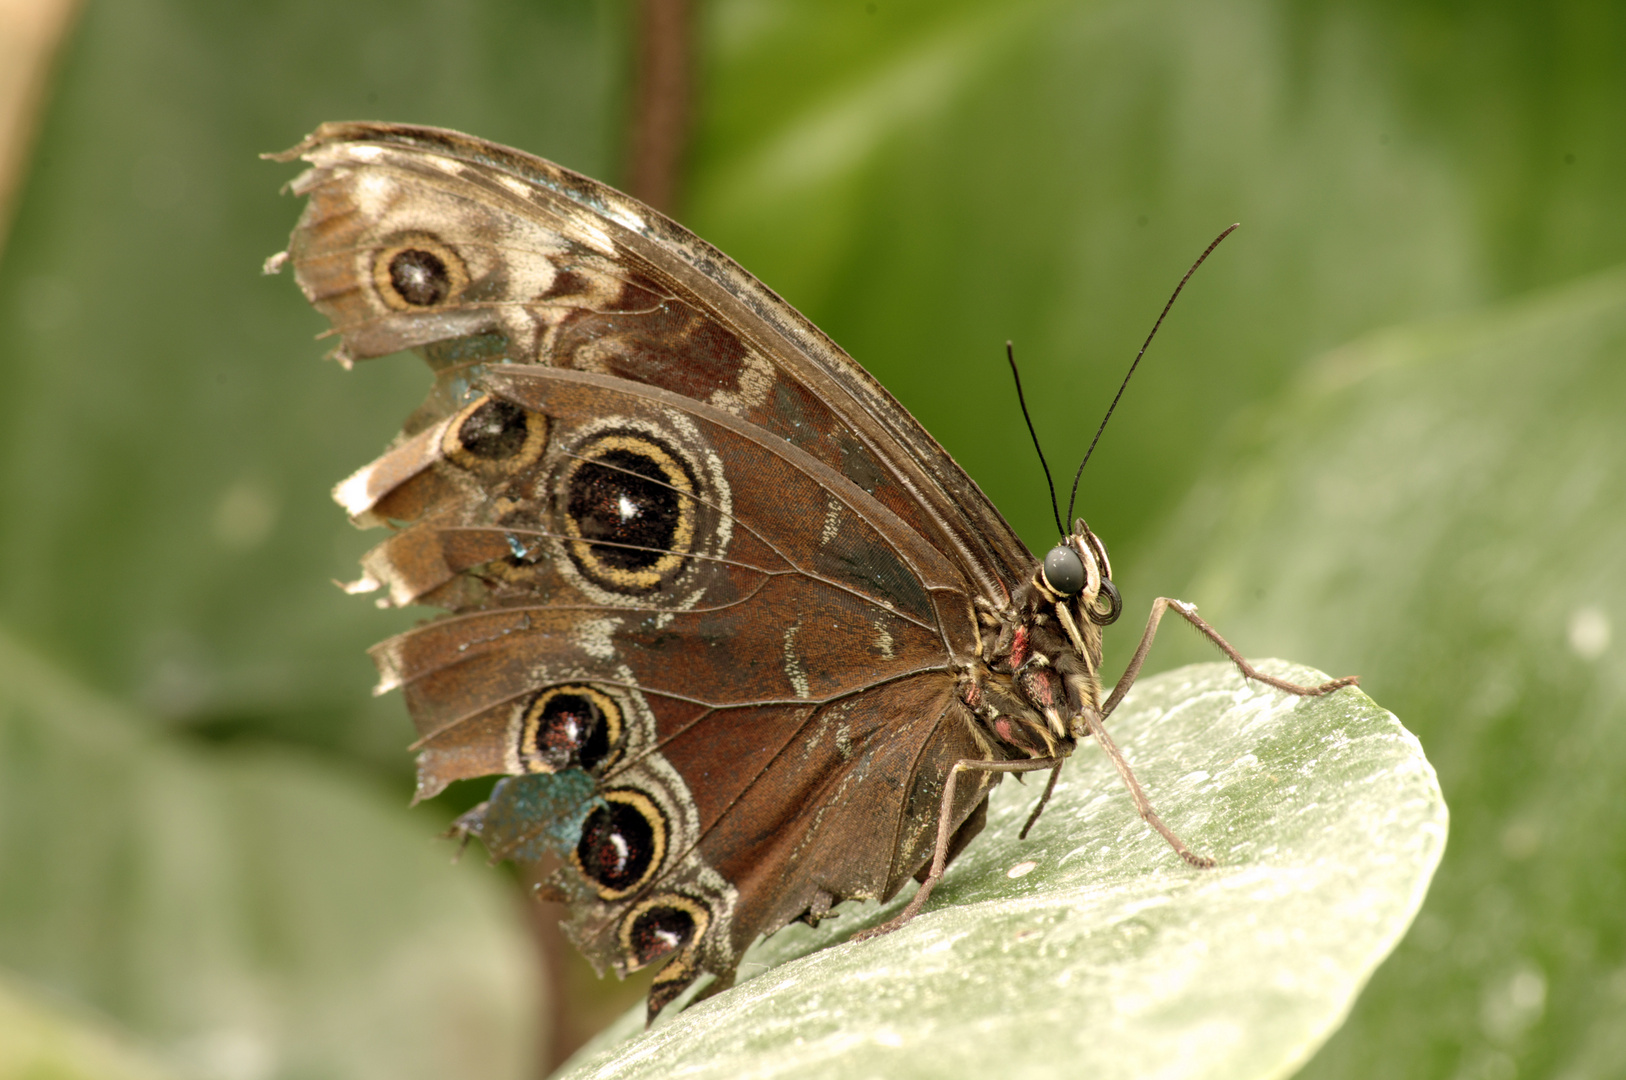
(267, 122, 1356, 1021)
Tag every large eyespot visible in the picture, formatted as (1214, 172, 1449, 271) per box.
(573, 789, 666, 898)
(372, 236, 468, 310)
(620, 894, 709, 969)
(1042, 544, 1086, 596)
(517, 685, 621, 774)
(443, 394, 548, 475)
(560, 433, 697, 593)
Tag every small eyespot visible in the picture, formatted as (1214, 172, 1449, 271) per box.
(1042, 545, 1086, 596)
(621, 896, 708, 967)
(517, 685, 621, 774)
(631, 906, 693, 961)
(573, 789, 665, 898)
(372, 236, 467, 310)
(443, 394, 548, 475)
(390, 249, 449, 305)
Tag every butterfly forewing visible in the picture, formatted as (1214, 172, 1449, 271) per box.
(279, 122, 1031, 598)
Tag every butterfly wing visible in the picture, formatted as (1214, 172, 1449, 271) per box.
(274, 121, 1031, 599)
(272, 123, 1024, 1013)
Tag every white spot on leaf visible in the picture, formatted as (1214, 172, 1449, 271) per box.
(1480, 962, 1546, 1043)
(1567, 605, 1610, 659)
(1500, 819, 1541, 860)
(175, 1027, 275, 1080)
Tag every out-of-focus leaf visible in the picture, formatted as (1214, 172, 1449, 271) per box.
(1137, 265, 1626, 1079)
(0, 0, 626, 760)
(0, 628, 541, 1080)
(687, 0, 1626, 561)
(0, 973, 179, 1080)
(554, 662, 1444, 1080)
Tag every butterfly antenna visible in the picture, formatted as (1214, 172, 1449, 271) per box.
(1006, 340, 1065, 537)
(1064, 223, 1239, 525)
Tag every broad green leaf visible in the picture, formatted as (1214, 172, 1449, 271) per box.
(687, 0, 1626, 560)
(0, 628, 540, 1080)
(554, 662, 1444, 1080)
(1137, 266, 1626, 1079)
(0, 973, 179, 1080)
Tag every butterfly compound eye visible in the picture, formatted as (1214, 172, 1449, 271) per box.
(1042, 544, 1086, 596)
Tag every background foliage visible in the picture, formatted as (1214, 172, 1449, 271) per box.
(0, 0, 1621, 1077)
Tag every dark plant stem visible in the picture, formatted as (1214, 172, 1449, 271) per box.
(627, 0, 693, 214)
(528, 893, 570, 1074)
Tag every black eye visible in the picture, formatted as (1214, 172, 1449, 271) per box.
(1042, 545, 1086, 596)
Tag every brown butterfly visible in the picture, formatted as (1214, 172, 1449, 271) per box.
(267, 122, 1356, 1022)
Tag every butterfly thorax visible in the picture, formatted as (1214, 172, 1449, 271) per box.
(962, 524, 1118, 762)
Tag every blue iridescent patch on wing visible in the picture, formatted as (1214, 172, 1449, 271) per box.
(466, 770, 603, 863)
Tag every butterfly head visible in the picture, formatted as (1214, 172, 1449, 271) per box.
(1038, 520, 1121, 628)
(976, 521, 1122, 757)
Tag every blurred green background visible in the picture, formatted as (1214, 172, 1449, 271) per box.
(0, 0, 1621, 1077)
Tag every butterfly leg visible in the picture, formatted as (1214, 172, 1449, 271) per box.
(1079, 705, 1214, 868)
(1018, 762, 1063, 840)
(1086, 597, 1358, 868)
(1102, 597, 1359, 718)
(852, 755, 1063, 942)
